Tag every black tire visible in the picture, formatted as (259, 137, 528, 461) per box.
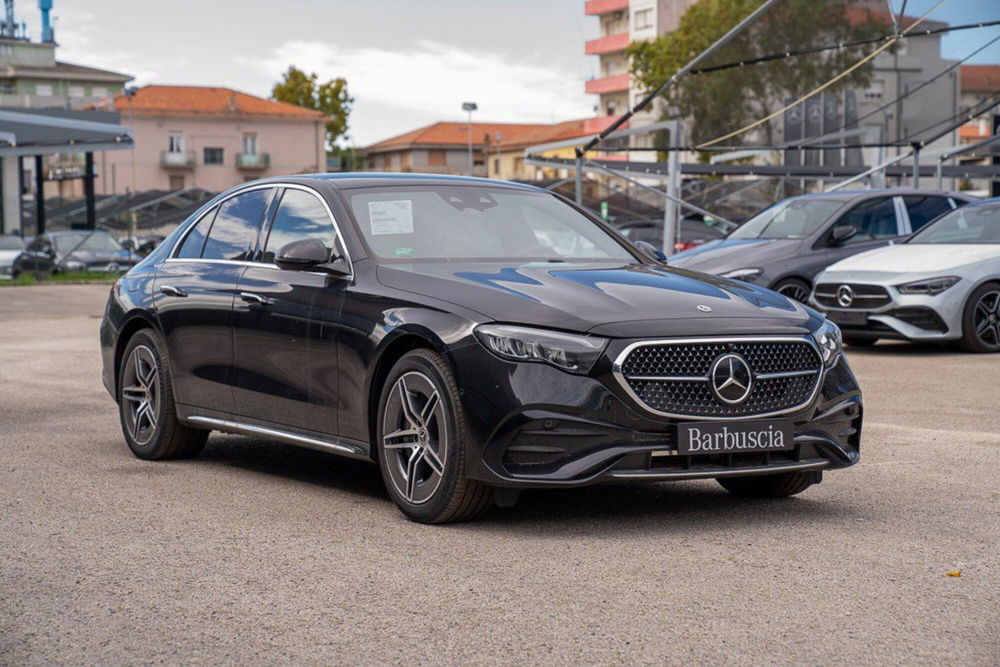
(959, 282, 1000, 353)
(844, 336, 877, 348)
(772, 278, 811, 304)
(717, 471, 816, 498)
(117, 329, 208, 460)
(376, 349, 493, 523)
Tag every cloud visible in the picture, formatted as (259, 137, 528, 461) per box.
(240, 40, 595, 145)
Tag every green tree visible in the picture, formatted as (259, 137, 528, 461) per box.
(629, 0, 887, 147)
(272, 66, 353, 149)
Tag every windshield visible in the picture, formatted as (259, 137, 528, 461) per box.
(53, 232, 122, 253)
(347, 185, 636, 262)
(908, 202, 1000, 244)
(729, 198, 843, 239)
(0, 235, 24, 250)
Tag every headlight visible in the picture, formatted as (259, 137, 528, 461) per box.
(474, 324, 608, 374)
(62, 260, 85, 271)
(812, 319, 843, 367)
(896, 276, 959, 296)
(719, 267, 763, 282)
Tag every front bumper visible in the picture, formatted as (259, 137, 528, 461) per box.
(452, 341, 862, 489)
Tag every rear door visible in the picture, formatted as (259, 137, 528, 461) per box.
(231, 186, 347, 435)
(154, 187, 272, 414)
(823, 196, 902, 266)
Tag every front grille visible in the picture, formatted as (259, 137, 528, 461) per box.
(616, 338, 823, 418)
(814, 283, 891, 310)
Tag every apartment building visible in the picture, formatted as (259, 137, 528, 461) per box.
(98, 85, 326, 194)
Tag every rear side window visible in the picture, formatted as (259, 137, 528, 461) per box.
(201, 189, 270, 261)
(262, 189, 337, 263)
(833, 197, 898, 243)
(175, 206, 217, 259)
(903, 195, 953, 232)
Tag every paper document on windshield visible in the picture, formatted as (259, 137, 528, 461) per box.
(369, 200, 414, 235)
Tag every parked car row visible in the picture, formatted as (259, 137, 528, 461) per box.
(0, 229, 166, 280)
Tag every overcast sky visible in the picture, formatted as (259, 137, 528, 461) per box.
(16, 0, 1000, 146)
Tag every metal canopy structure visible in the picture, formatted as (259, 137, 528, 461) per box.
(0, 108, 134, 235)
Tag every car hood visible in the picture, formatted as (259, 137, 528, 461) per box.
(377, 261, 819, 337)
(0, 249, 21, 264)
(826, 243, 1000, 273)
(668, 237, 804, 274)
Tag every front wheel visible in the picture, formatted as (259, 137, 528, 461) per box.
(772, 278, 811, 303)
(717, 471, 817, 498)
(376, 349, 493, 523)
(959, 282, 1000, 353)
(118, 329, 208, 460)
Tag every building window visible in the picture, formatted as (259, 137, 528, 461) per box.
(428, 150, 446, 166)
(634, 8, 654, 30)
(204, 147, 224, 165)
(168, 132, 184, 153)
(399, 151, 410, 170)
(91, 86, 107, 98)
(864, 81, 884, 100)
(0, 82, 14, 94)
(242, 133, 258, 155)
(493, 158, 500, 174)
(68, 85, 85, 98)
(35, 84, 53, 96)
(367, 158, 375, 170)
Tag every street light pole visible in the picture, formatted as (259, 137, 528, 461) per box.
(462, 101, 478, 176)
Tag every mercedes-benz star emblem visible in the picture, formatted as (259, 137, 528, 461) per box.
(710, 354, 754, 405)
(837, 284, 855, 307)
(697, 304, 712, 312)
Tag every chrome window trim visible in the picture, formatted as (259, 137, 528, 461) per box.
(610, 335, 825, 421)
(166, 182, 354, 280)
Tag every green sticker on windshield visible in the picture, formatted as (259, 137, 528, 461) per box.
(393, 247, 414, 257)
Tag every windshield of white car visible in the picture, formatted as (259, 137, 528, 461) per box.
(0, 236, 24, 250)
(728, 198, 843, 240)
(347, 185, 637, 262)
(53, 232, 122, 253)
(908, 202, 1000, 244)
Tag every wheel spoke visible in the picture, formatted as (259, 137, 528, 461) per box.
(122, 385, 146, 403)
(404, 448, 422, 502)
(383, 426, 419, 442)
(420, 390, 439, 425)
(132, 401, 146, 439)
(383, 440, 420, 450)
(397, 378, 420, 428)
(143, 401, 158, 430)
(422, 444, 445, 477)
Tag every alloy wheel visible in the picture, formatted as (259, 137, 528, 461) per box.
(973, 289, 1000, 347)
(381, 371, 448, 505)
(121, 345, 160, 446)
(776, 282, 810, 303)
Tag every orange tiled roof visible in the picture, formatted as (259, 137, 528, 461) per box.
(110, 85, 326, 120)
(844, 4, 947, 30)
(365, 119, 590, 153)
(961, 65, 1000, 93)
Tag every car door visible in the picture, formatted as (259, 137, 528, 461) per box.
(822, 196, 902, 266)
(153, 187, 272, 415)
(231, 186, 347, 435)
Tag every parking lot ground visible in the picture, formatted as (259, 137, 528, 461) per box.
(1, 284, 998, 664)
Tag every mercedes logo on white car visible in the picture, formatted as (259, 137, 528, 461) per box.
(836, 284, 855, 307)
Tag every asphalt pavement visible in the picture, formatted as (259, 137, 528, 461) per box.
(1, 284, 997, 664)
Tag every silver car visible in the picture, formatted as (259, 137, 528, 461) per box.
(811, 198, 1000, 353)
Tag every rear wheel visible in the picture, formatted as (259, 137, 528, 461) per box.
(376, 349, 493, 523)
(772, 278, 811, 303)
(959, 282, 1000, 353)
(717, 471, 817, 498)
(844, 336, 877, 348)
(118, 329, 208, 460)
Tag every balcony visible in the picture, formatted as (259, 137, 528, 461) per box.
(236, 152, 271, 170)
(583, 115, 629, 135)
(585, 74, 629, 95)
(160, 151, 196, 169)
(584, 0, 628, 15)
(585, 32, 629, 56)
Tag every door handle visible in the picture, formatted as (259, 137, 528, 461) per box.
(239, 292, 273, 306)
(159, 285, 187, 297)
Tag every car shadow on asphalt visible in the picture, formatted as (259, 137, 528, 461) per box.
(192, 434, 864, 533)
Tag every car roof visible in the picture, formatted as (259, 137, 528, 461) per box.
(240, 172, 547, 193)
(783, 188, 971, 203)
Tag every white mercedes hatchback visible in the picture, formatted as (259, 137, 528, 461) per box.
(811, 198, 1000, 352)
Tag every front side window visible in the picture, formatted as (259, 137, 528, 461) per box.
(908, 202, 1000, 244)
(832, 197, 899, 243)
(175, 206, 217, 259)
(201, 190, 270, 261)
(263, 189, 337, 263)
(903, 195, 954, 232)
(347, 185, 635, 262)
(729, 198, 843, 239)
(204, 147, 224, 165)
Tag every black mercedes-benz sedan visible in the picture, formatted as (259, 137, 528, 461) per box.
(100, 174, 862, 523)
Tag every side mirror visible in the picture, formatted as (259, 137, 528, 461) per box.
(830, 225, 858, 245)
(635, 240, 668, 263)
(275, 238, 350, 277)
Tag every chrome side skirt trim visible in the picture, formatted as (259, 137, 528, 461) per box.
(609, 458, 829, 480)
(187, 416, 369, 460)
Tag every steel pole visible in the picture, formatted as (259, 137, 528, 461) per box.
(663, 121, 681, 255)
(467, 111, 473, 176)
(574, 155, 583, 205)
(911, 144, 920, 187)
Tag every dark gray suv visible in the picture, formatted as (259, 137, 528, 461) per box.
(669, 189, 973, 302)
